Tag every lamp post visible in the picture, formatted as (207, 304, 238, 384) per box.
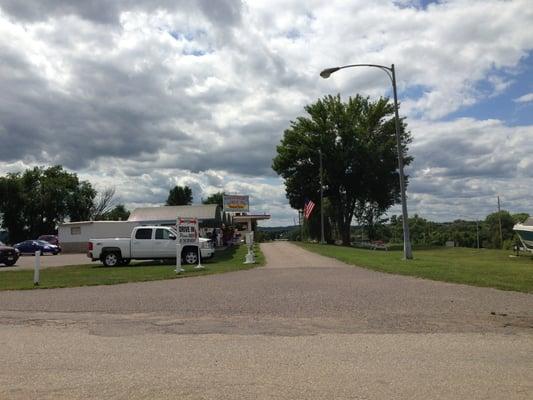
(319, 149, 325, 244)
(320, 63, 413, 259)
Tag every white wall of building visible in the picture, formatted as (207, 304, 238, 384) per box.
(58, 221, 141, 252)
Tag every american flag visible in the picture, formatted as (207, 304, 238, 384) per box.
(303, 199, 316, 220)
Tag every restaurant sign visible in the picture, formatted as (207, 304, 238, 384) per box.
(223, 195, 249, 212)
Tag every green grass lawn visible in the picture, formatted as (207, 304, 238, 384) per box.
(0, 244, 264, 291)
(297, 242, 533, 293)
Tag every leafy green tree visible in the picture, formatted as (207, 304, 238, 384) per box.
(272, 94, 412, 245)
(202, 192, 224, 208)
(0, 174, 25, 243)
(512, 213, 529, 224)
(101, 204, 130, 221)
(0, 165, 96, 241)
(484, 210, 515, 248)
(166, 185, 193, 206)
(355, 200, 389, 241)
(69, 181, 97, 221)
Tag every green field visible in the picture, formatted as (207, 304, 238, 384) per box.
(297, 243, 533, 293)
(0, 244, 264, 291)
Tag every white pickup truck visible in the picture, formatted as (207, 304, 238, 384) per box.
(87, 226, 215, 267)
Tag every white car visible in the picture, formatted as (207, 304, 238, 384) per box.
(88, 226, 215, 267)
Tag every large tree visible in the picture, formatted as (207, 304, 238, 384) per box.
(202, 192, 225, 208)
(272, 94, 412, 245)
(91, 187, 117, 220)
(484, 210, 515, 248)
(166, 185, 193, 206)
(0, 165, 96, 242)
(100, 204, 130, 221)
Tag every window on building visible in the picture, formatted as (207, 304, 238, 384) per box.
(71, 227, 81, 235)
(135, 228, 152, 240)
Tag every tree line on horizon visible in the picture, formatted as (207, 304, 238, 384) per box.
(259, 211, 528, 250)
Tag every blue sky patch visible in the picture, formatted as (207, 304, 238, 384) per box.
(444, 52, 533, 126)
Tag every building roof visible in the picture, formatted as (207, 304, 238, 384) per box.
(60, 220, 135, 226)
(522, 217, 533, 226)
(128, 204, 221, 222)
(232, 214, 271, 221)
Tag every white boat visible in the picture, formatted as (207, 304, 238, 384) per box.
(513, 217, 533, 252)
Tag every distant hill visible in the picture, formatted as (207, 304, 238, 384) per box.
(257, 225, 299, 232)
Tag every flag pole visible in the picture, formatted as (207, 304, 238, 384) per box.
(299, 209, 304, 242)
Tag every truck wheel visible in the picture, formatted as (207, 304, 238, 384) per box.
(183, 250, 198, 265)
(102, 252, 120, 267)
(5, 260, 17, 267)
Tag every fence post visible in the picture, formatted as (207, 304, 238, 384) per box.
(34, 250, 41, 286)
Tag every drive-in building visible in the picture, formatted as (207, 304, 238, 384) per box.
(58, 204, 223, 252)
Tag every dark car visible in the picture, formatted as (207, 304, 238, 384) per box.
(38, 234, 60, 247)
(0, 241, 19, 266)
(14, 240, 61, 255)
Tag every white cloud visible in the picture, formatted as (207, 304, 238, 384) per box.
(0, 0, 533, 225)
(514, 93, 533, 103)
(404, 118, 533, 220)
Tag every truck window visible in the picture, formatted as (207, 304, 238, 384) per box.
(155, 229, 170, 240)
(135, 228, 152, 240)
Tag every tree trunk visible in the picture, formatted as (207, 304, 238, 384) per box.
(341, 226, 351, 246)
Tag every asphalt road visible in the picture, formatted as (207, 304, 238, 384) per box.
(1, 241, 532, 399)
(0, 252, 92, 271)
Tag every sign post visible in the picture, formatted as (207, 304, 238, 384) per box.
(176, 217, 204, 271)
(244, 231, 255, 264)
(175, 241, 184, 273)
(195, 245, 204, 270)
(34, 250, 41, 286)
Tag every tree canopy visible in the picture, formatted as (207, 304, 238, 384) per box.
(484, 211, 515, 248)
(202, 192, 225, 209)
(272, 94, 412, 244)
(98, 204, 131, 221)
(0, 165, 96, 242)
(166, 185, 193, 206)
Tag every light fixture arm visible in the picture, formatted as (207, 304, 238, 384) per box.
(320, 64, 393, 82)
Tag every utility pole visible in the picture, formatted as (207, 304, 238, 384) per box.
(319, 149, 325, 244)
(497, 196, 503, 248)
(476, 219, 480, 249)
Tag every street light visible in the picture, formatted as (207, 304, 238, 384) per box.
(319, 149, 325, 244)
(320, 63, 413, 259)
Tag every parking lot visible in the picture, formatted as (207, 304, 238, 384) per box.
(0, 253, 92, 271)
(1, 241, 532, 399)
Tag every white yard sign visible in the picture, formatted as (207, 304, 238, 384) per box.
(177, 217, 199, 246)
(175, 217, 203, 272)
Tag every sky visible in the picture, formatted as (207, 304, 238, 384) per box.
(0, 0, 532, 226)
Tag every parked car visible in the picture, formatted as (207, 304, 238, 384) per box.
(38, 234, 60, 247)
(88, 226, 215, 267)
(0, 241, 19, 266)
(14, 240, 61, 255)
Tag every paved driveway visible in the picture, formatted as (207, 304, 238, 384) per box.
(0, 252, 92, 271)
(0, 241, 532, 399)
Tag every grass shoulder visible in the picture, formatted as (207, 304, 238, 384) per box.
(296, 242, 533, 293)
(0, 244, 264, 291)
